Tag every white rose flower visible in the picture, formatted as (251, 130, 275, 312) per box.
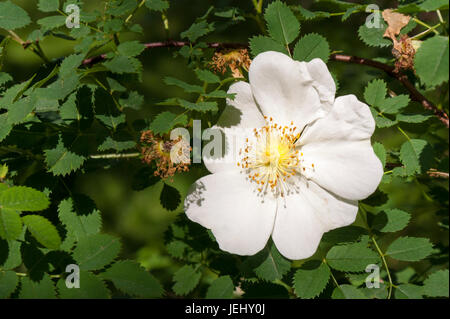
(184, 51, 383, 260)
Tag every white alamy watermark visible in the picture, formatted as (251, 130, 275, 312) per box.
(65, 4, 80, 29)
(365, 4, 382, 29)
(168, 120, 262, 166)
(365, 264, 381, 288)
(65, 264, 80, 288)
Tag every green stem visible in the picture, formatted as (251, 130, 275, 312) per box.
(413, 17, 440, 35)
(410, 23, 442, 40)
(125, 0, 146, 24)
(371, 236, 394, 299)
(359, 204, 394, 299)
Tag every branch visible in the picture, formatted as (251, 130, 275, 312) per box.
(386, 163, 449, 179)
(81, 41, 448, 128)
(82, 41, 247, 65)
(330, 54, 449, 128)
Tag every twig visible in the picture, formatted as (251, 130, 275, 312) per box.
(330, 54, 449, 128)
(90, 153, 140, 159)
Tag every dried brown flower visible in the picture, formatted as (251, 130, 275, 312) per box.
(382, 9, 415, 72)
(210, 49, 252, 78)
(392, 35, 416, 72)
(140, 130, 191, 180)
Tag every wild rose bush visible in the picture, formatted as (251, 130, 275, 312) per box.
(0, 0, 448, 299)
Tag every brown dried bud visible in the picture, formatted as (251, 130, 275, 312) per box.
(210, 49, 252, 78)
(140, 130, 191, 180)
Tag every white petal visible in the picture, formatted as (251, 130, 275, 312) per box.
(249, 51, 334, 128)
(203, 82, 265, 174)
(272, 179, 358, 260)
(306, 58, 336, 108)
(184, 171, 277, 256)
(299, 95, 383, 201)
(217, 81, 265, 129)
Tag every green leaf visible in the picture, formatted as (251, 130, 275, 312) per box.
(364, 79, 387, 107)
(293, 33, 330, 62)
(253, 243, 291, 281)
(22, 215, 61, 250)
(44, 137, 86, 176)
(73, 233, 121, 271)
(423, 269, 449, 297)
(0, 1, 31, 30)
(264, 0, 300, 46)
(119, 91, 144, 110)
(19, 275, 56, 299)
(106, 0, 136, 16)
(98, 137, 136, 152)
(178, 99, 218, 112)
(202, 90, 235, 99)
(34, 75, 79, 102)
(0, 186, 50, 212)
(358, 21, 391, 48)
(332, 285, 368, 299)
(372, 209, 411, 233)
(117, 41, 146, 57)
(378, 95, 410, 114)
(96, 114, 126, 130)
(372, 142, 386, 168)
(164, 77, 204, 93)
(419, 0, 449, 11)
(360, 283, 388, 299)
(57, 271, 110, 299)
(106, 78, 126, 92)
(195, 69, 220, 83)
(395, 284, 423, 299)
(206, 276, 234, 299)
(326, 242, 380, 272)
(160, 183, 181, 211)
(7, 96, 36, 125)
(37, 15, 67, 30)
(38, 0, 59, 12)
(180, 21, 214, 42)
(399, 139, 431, 175)
(60, 54, 84, 78)
(103, 55, 140, 74)
(57, 197, 101, 241)
(249, 35, 288, 56)
(0, 72, 13, 87)
(149, 111, 188, 135)
(386, 236, 434, 261)
(1, 239, 22, 270)
(0, 270, 18, 298)
(100, 260, 163, 298)
(396, 114, 432, 123)
(0, 208, 22, 240)
(293, 262, 330, 299)
(414, 36, 449, 87)
(172, 265, 202, 296)
(0, 114, 12, 142)
(145, 0, 169, 12)
(166, 240, 190, 260)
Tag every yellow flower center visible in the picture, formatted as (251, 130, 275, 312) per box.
(238, 117, 304, 197)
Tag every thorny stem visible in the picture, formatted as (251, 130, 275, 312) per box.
(80, 42, 449, 128)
